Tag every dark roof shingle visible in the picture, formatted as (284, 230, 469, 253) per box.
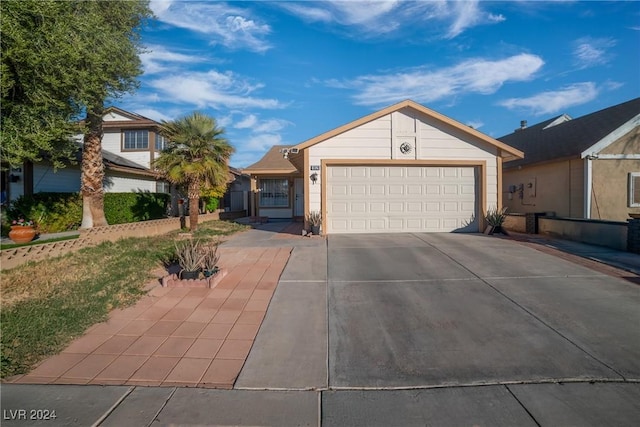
(498, 97, 640, 168)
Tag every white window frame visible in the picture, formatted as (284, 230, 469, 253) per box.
(630, 172, 640, 207)
(123, 130, 149, 150)
(259, 179, 289, 207)
(155, 133, 168, 151)
(156, 181, 170, 194)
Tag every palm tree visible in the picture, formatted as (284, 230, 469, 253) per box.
(154, 112, 234, 231)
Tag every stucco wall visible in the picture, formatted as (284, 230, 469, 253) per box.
(503, 159, 584, 217)
(538, 217, 628, 251)
(308, 109, 500, 214)
(591, 158, 640, 221)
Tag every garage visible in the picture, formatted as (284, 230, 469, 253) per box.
(326, 165, 479, 234)
(247, 100, 523, 234)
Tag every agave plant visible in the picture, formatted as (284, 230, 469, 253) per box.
(174, 238, 206, 272)
(201, 238, 221, 276)
(485, 206, 508, 227)
(307, 211, 322, 226)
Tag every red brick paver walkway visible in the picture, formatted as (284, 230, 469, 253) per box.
(13, 247, 291, 388)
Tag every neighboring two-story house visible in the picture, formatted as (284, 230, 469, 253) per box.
(2, 107, 249, 216)
(499, 97, 640, 222)
(2, 107, 169, 205)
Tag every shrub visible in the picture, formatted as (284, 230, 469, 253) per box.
(203, 197, 219, 213)
(2, 192, 170, 235)
(104, 192, 170, 224)
(3, 193, 82, 234)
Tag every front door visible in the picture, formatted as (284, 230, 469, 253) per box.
(294, 178, 304, 217)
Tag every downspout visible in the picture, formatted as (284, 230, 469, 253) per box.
(584, 157, 593, 219)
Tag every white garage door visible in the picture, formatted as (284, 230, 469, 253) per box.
(326, 165, 478, 233)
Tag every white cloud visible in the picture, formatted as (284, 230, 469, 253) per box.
(245, 133, 283, 152)
(148, 70, 281, 110)
(332, 53, 544, 107)
(498, 82, 599, 115)
(133, 108, 173, 123)
(233, 114, 291, 132)
(277, 0, 504, 38)
(446, 1, 505, 39)
(234, 114, 258, 129)
(572, 37, 616, 68)
(150, 0, 271, 52)
(141, 45, 203, 75)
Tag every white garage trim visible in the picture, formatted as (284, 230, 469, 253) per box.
(321, 159, 487, 234)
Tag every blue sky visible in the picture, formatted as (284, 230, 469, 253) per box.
(118, 1, 640, 167)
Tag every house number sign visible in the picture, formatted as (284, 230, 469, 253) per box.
(310, 165, 320, 171)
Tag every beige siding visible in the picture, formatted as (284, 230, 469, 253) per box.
(102, 130, 122, 158)
(308, 110, 500, 214)
(104, 111, 134, 121)
(102, 129, 153, 169)
(569, 159, 584, 217)
(105, 174, 156, 193)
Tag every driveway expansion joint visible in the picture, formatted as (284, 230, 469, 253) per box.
(411, 233, 629, 382)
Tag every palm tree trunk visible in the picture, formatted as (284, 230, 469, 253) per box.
(80, 107, 108, 228)
(188, 178, 200, 231)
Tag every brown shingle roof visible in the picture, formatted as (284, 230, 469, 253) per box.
(499, 97, 640, 169)
(243, 145, 298, 174)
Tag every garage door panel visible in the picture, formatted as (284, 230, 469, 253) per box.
(370, 202, 386, 212)
(332, 167, 349, 178)
(327, 166, 478, 233)
(331, 202, 348, 213)
(370, 219, 386, 230)
(351, 185, 366, 195)
(370, 185, 385, 195)
(389, 202, 404, 212)
(370, 168, 386, 178)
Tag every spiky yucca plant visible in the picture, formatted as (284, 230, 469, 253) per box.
(485, 206, 508, 227)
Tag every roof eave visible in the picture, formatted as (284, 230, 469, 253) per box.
(293, 99, 524, 160)
(242, 168, 300, 176)
(580, 113, 640, 158)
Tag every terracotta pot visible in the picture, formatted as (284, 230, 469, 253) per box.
(9, 225, 37, 244)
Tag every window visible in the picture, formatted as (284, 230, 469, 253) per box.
(630, 172, 640, 207)
(123, 130, 148, 150)
(259, 179, 289, 207)
(155, 133, 168, 151)
(156, 181, 170, 194)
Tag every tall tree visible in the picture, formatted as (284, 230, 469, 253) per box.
(0, 0, 151, 227)
(73, 1, 151, 228)
(154, 113, 235, 232)
(1, 0, 83, 168)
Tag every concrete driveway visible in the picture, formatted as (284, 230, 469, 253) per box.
(238, 232, 640, 425)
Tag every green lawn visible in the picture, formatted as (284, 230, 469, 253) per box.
(0, 220, 248, 378)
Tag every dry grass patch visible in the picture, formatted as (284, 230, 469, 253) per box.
(0, 220, 249, 378)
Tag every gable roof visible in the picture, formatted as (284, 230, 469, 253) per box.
(102, 106, 160, 129)
(499, 97, 640, 169)
(243, 145, 298, 175)
(291, 99, 524, 161)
